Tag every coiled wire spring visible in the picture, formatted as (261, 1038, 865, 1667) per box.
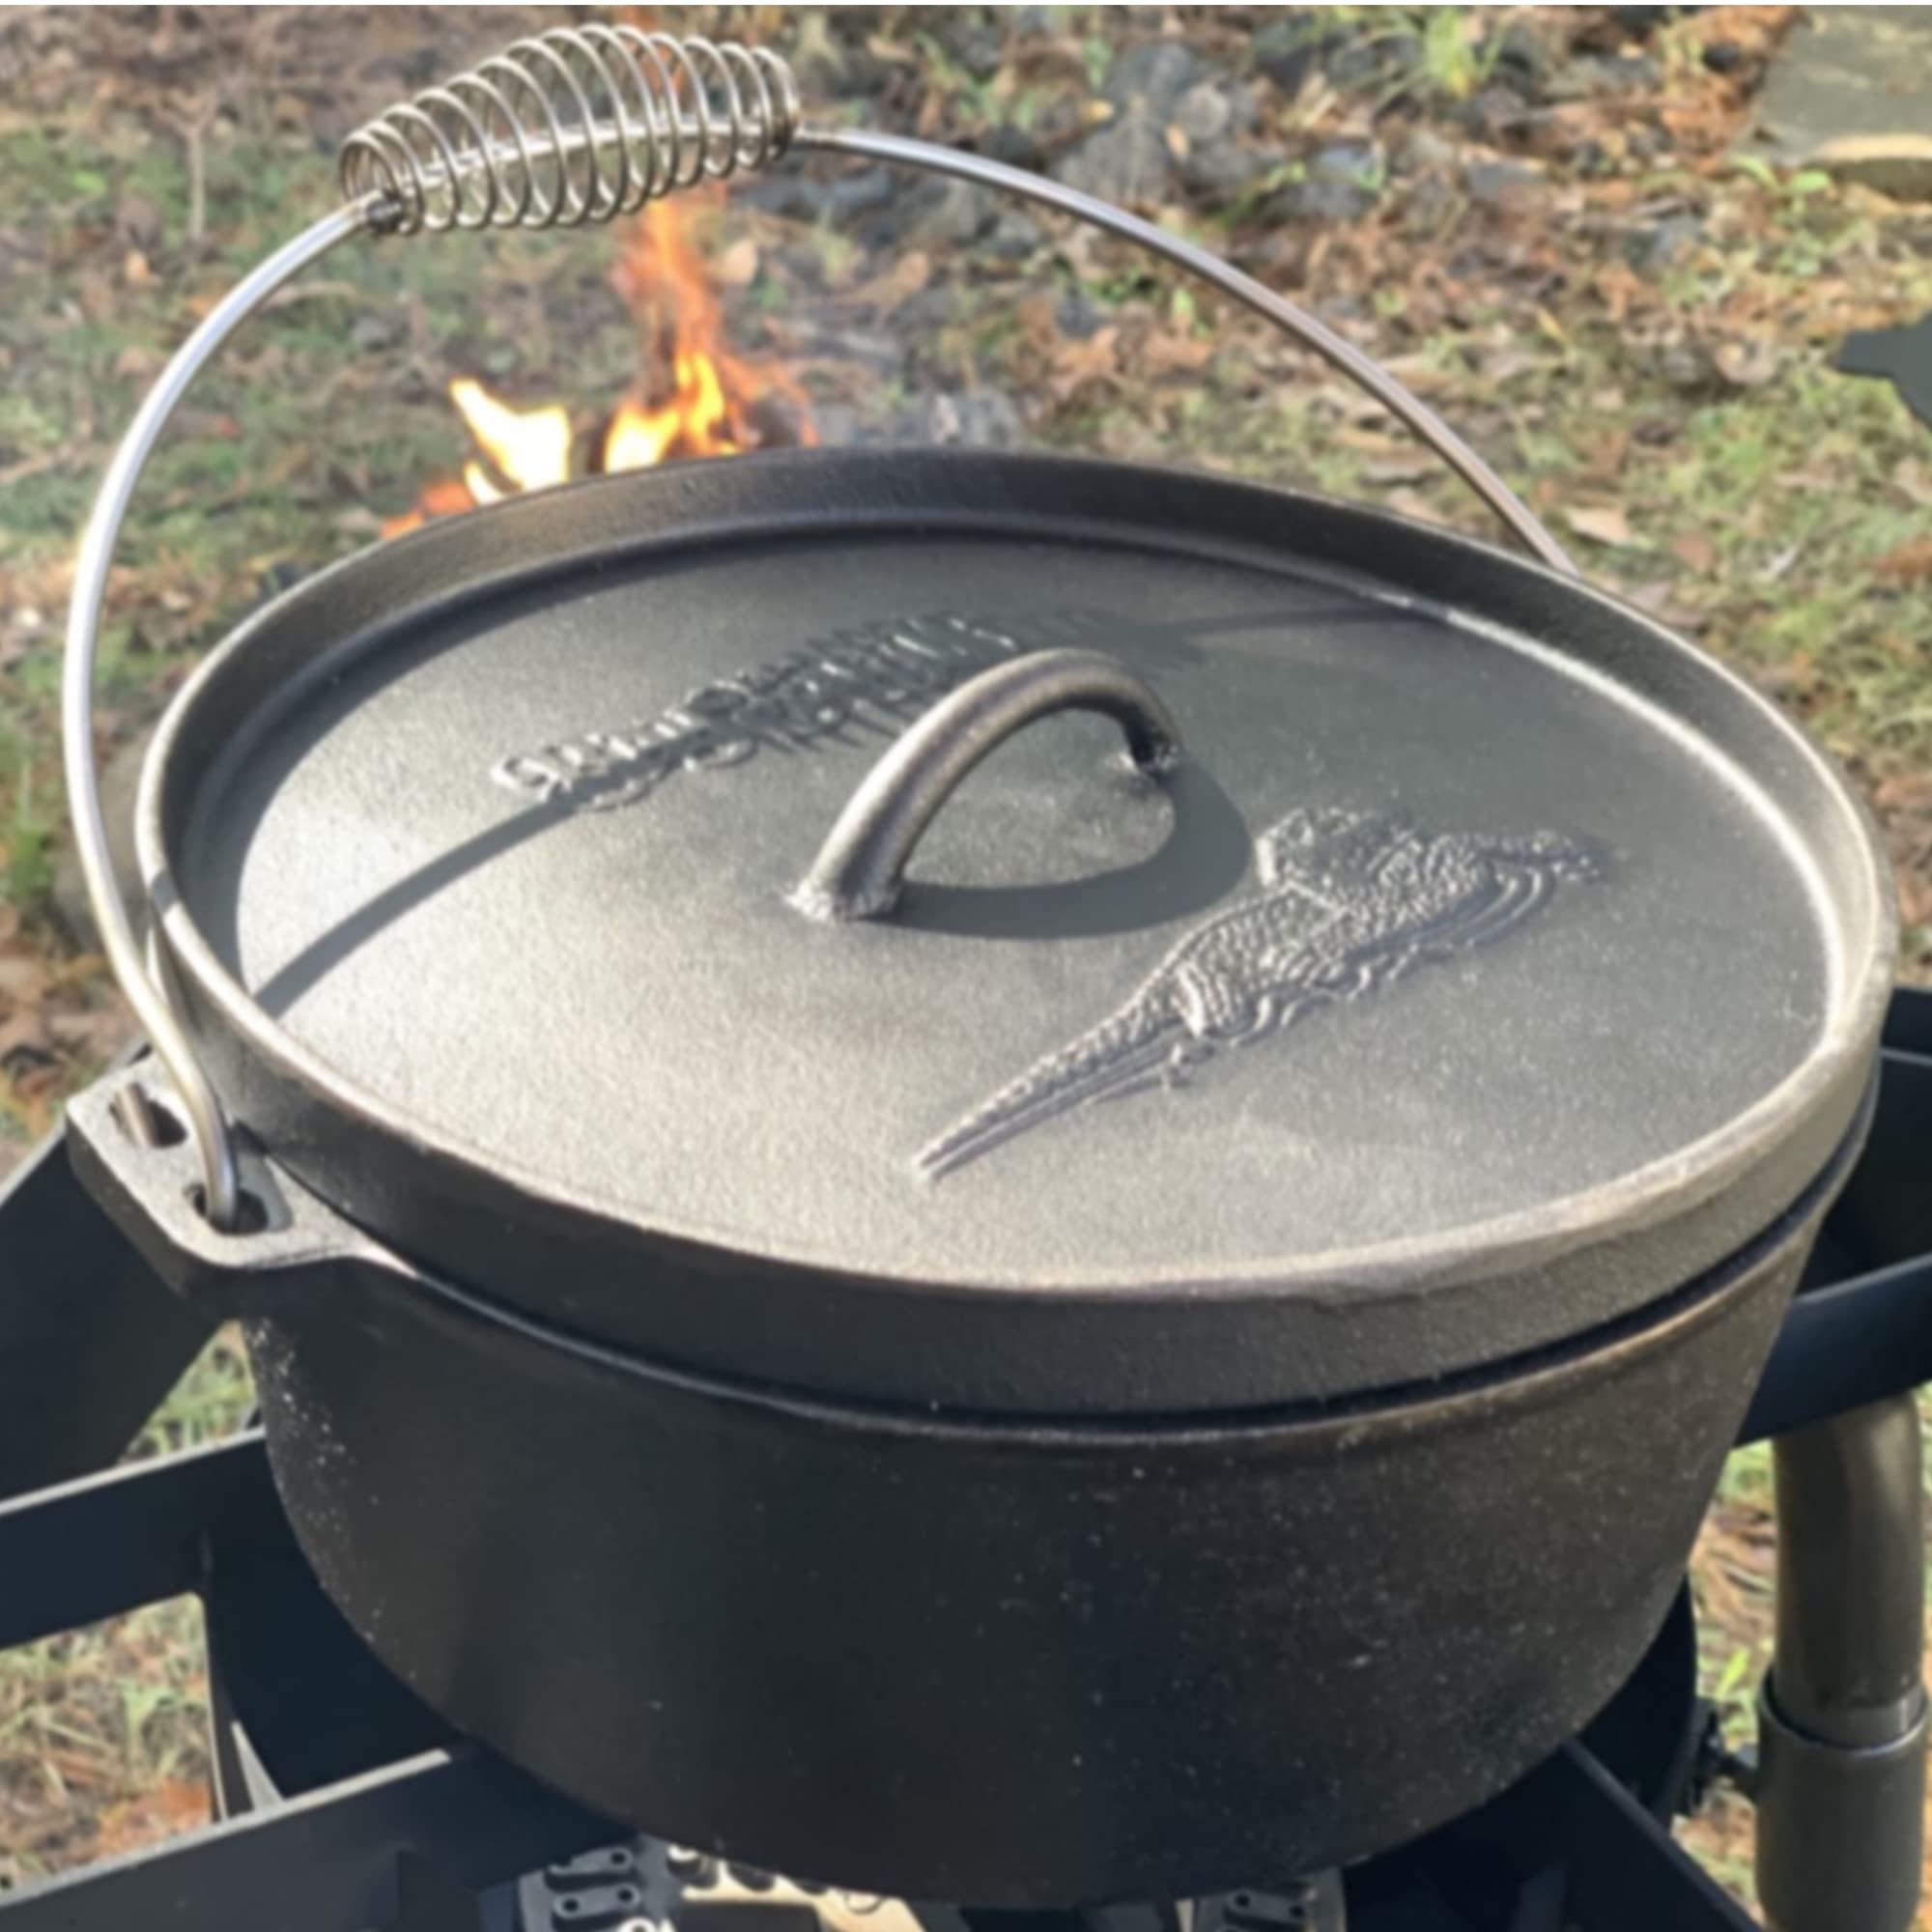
(337, 28, 801, 235)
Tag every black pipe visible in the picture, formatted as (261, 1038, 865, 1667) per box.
(1756, 1394, 1927, 1932)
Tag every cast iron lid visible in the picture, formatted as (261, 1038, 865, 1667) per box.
(144, 448, 1893, 1414)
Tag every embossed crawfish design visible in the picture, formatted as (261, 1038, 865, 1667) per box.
(916, 806, 1606, 1180)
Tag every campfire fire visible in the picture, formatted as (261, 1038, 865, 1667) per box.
(384, 196, 812, 539)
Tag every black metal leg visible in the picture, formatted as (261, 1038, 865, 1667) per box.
(206, 1613, 287, 1819)
(1756, 1394, 1928, 1932)
(0, 1125, 213, 1498)
(1470, 1744, 1759, 1932)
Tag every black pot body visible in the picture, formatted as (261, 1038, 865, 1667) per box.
(234, 1189, 1819, 1908)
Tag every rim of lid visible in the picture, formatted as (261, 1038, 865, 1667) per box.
(133, 448, 1897, 1413)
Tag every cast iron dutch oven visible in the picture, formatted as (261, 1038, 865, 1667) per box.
(63, 26, 1895, 1910)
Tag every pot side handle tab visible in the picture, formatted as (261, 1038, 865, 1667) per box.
(789, 647, 1182, 923)
(65, 1066, 413, 1318)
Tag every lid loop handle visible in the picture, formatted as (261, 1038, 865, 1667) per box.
(66, 22, 1577, 1228)
(790, 650, 1182, 924)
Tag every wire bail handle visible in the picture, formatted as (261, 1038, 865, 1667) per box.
(64, 24, 1577, 1231)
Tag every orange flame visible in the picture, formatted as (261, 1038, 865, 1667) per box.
(604, 349, 737, 469)
(451, 379, 573, 497)
(384, 194, 810, 539)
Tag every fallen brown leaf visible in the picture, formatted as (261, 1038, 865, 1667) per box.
(1139, 327, 1214, 378)
(1591, 263, 1641, 327)
(0, 954, 51, 1007)
(1583, 427, 1632, 485)
(1872, 773, 1932, 813)
(845, 250, 930, 318)
(1363, 453, 1446, 485)
(1046, 326, 1122, 404)
(0, 1009, 54, 1065)
(92, 1779, 209, 1857)
(1672, 532, 1718, 574)
(48, 1009, 135, 1057)
(1712, 336, 1778, 388)
(1875, 538, 1932, 584)
(1566, 503, 1636, 549)
(1892, 459, 1932, 509)
(713, 237, 759, 288)
(1384, 487, 1447, 526)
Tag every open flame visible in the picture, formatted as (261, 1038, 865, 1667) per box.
(604, 348, 733, 470)
(384, 195, 811, 538)
(450, 381, 572, 504)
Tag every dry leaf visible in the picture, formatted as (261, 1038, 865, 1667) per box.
(1671, 531, 1717, 574)
(1583, 427, 1632, 485)
(713, 238, 759, 288)
(0, 954, 51, 1007)
(1046, 326, 1121, 404)
(1872, 772, 1932, 813)
(846, 250, 930, 317)
(1592, 263, 1641, 327)
(0, 1009, 54, 1065)
(1712, 336, 1778, 388)
(1891, 459, 1932, 509)
(1384, 487, 1446, 526)
(1376, 354, 1455, 398)
(1015, 292, 1061, 354)
(1364, 456, 1445, 485)
(1332, 427, 1410, 457)
(1139, 327, 1214, 378)
(93, 1779, 210, 1856)
(1874, 537, 1932, 584)
(1566, 503, 1636, 548)
(48, 1009, 135, 1056)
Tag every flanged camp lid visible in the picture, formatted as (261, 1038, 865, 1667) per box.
(145, 448, 1893, 1413)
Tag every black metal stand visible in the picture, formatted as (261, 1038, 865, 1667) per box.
(0, 1122, 213, 1498)
(1412, 1741, 1760, 1931)
(0, 1435, 616, 1932)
